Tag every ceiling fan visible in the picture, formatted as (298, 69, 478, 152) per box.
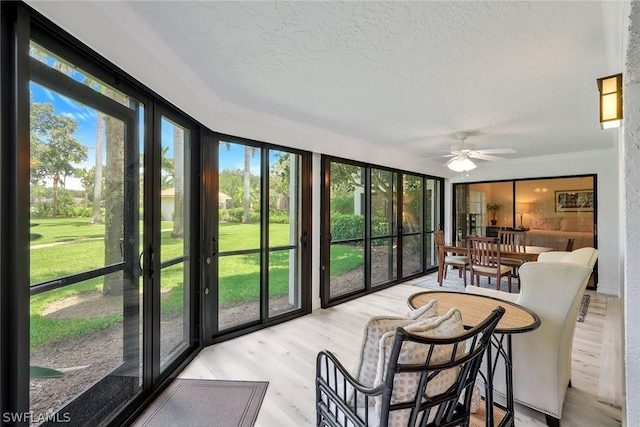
(417, 132, 517, 172)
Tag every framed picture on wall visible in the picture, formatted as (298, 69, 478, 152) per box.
(555, 190, 594, 212)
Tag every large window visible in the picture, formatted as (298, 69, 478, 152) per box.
(453, 175, 597, 287)
(321, 157, 443, 306)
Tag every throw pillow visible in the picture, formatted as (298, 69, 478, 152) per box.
(352, 300, 439, 393)
(374, 308, 465, 427)
(561, 217, 579, 231)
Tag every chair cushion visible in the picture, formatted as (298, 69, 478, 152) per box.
(473, 265, 512, 275)
(352, 300, 439, 391)
(445, 255, 469, 265)
(374, 308, 465, 427)
(500, 257, 524, 267)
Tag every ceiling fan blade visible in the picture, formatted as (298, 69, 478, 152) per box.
(475, 148, 516, 155)
(443, 156, 458, 167)
(410, 154, 454, 162)
(468, 153, 507, 162)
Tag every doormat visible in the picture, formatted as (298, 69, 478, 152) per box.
(577, 294, 590, 323)
(133, 379, 268, 427)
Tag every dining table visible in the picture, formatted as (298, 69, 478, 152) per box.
(437, 241, 553, 286)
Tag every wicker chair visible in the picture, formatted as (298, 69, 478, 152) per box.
(315, 307, 505, 427)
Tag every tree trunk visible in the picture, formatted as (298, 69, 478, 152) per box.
(91, 112, 104, 224)
(103, 112, 125, 296)
(171, 127, 184, 238)
(243, 146, 251, 223)
(52, 172, 59, 217)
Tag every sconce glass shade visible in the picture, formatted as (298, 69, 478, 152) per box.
(533, 187, 549, 193)
(597, 73, 622, 129)
(447, 157, 476, 172)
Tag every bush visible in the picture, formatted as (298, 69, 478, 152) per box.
(57, 205, 92, 218)
(331, 196, 354, 214)
(330, 214, 363, 240)
(269, 211, 290, 224)
(331, 214, 395, 246)
(32, 203, 53, 218)
(220, 208, 260, 223)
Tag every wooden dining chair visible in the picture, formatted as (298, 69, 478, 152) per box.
(499, 230, 527, 279)
(467, 236, 513, 292)
(565, 238, 575, 251)
(434, 230, 469, 286)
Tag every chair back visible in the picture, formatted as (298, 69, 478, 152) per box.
(378, 307, 505, 427)
(499, 230, 526, 253)
(565, 238, 575, 251)
(434, 230, 445, 247)
(467, 236, 501, 268)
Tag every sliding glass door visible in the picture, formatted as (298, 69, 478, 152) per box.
(206, 137, 310, 339)
(321, 157, 444, 306)
(28, 40, 144, 423)
(20, 25, 199, 424)
(371, 168, 398, 287)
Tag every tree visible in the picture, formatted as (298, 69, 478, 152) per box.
(75, 166, 95, 208)
(171, 127, 184, 238)
(102, 93, 126, 296)
(30, 101, 89, 217)
(90, 113, 104, 224)
(243, 146, 259, 223)
(160, 146, 174, 190)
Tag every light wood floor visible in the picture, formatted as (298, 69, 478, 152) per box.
(179, 281, 623, 427)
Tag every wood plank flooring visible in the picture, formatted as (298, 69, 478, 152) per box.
(179, 282, 623, 427)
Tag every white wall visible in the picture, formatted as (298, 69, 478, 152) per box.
(624, 2, 640, 425)
(449, 148, 621, 296)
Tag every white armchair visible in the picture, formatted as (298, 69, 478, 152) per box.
(465, 247, 597, 427)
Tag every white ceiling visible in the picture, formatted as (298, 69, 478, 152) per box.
(28, 1, 627, 176)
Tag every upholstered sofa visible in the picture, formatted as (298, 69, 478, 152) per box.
(465, 247, 598, 427)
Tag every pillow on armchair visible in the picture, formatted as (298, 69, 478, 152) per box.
(374, 308, 465, 426)
(352, 300, 439, 391)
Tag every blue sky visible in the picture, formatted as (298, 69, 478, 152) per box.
(31, 78, 282, 192)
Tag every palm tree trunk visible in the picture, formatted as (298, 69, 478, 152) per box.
(52, 172, 59, 217)
(171, 127, 184, 238)
(243, 146, 251, 223)
(103, 111, 125, 296)
(91, 113, 104, 224)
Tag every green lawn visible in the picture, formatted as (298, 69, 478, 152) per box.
(29, 218, 363, 349)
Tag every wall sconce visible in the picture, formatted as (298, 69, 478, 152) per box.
(516, 202, 530, 229)
(533, 187, 549, 193)
(597, 73, 622, 129)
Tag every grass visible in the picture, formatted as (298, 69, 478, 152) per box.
(29, 217, 363, 350)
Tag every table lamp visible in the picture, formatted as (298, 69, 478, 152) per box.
(516, 202, 530, 229)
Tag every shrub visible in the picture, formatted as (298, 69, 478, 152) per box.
(220, 208, 260, 223)
(331, 196, 354, 214)
(330, 214, 363, 240)
(269, 211, 290, 224)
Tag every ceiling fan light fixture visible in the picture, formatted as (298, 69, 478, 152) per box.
(447, 156, 476, 172)
(597, 73, 622, 130)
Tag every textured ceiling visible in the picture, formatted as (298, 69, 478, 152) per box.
(29, 1, 624, 172)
